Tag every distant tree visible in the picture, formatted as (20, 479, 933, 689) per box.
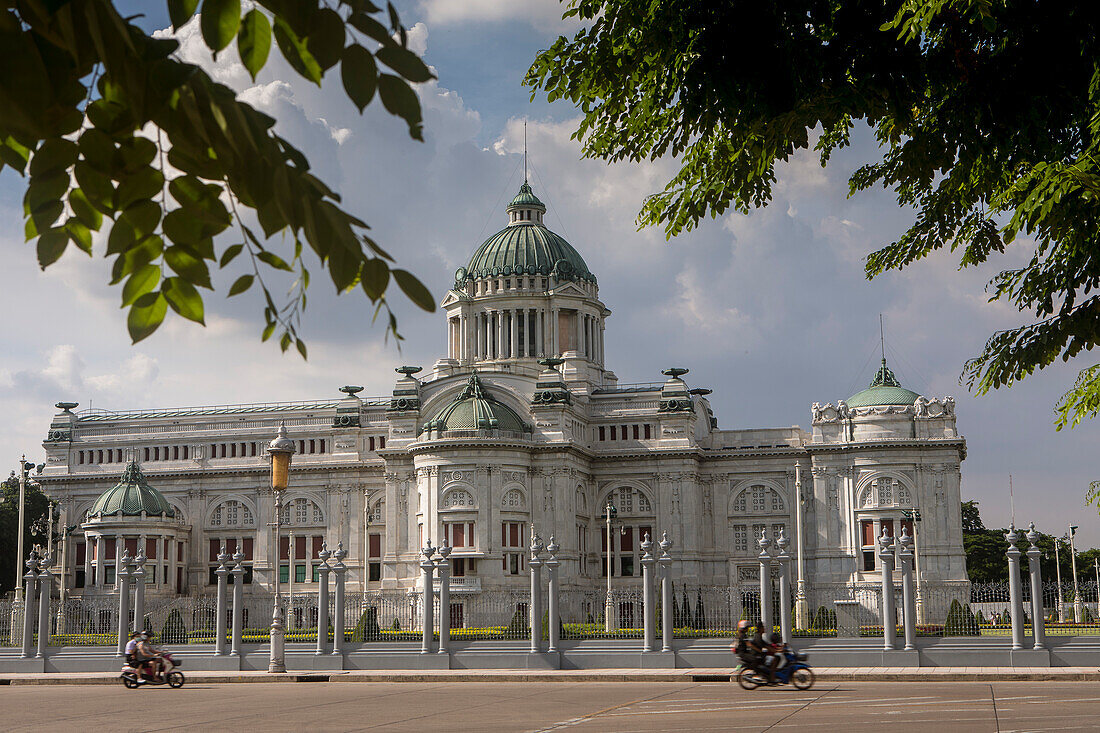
(0, 469, 51, 595)
(961, 500, 984, 533)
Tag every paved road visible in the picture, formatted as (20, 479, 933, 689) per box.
(4, 680, 1098, 732)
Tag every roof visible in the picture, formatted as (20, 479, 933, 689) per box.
(847, 359, 921, 408)
(88, 461, 175, 518)
(464, 183, 595, 283)
(421, 373, 531, 435)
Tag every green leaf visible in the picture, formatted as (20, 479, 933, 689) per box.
(121, 264, 161, 307)
(162, 277, 206, 324)
(115, 167, 164, 210)
(127, 291, 168, 343)
(360, 257, 389, 300)
(36, 229, 69, 268)
(30, 139, 78, 177)
(168, 0, 200, 30)
(256, 250, 293, 271)
(295, 337, 308, 359)
(220, 243, 244, 268)
(280, 330, 292, 352)
(392, 268, 434, 311)
(306, 8, 346, 72)
(77, 129, 116, 173)
(349, 12, 395, 47)
(165, 245, 214, 288)
(65, 219, 93, 254)
(341, 44, 377, 112)
(238, 8, 272, 81)
(261, 320, 276, 341)
(227, 274, 253, 296)
(377, 73, 423, 140)
(200, 0, 241, 53)
(68, 189, 103, 230)
(120, 200, 162, 237)
(375, 45, 433, 83)
(273, 17, 322, 85)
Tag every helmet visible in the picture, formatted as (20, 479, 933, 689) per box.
(139, 631, 149, 639)
(737, 620, 751, 631)
(129, 631, 140, 639)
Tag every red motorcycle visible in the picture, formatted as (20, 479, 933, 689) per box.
(120, 652, 184, 689)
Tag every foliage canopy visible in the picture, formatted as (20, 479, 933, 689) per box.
(526, 1, 1100, 431)
(2, 0, 437, 354)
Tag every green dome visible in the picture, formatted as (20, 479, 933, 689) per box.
(88, 461, 175, 518)
(465, 183, 595, 283)
(847, 359, 921, 408)
(421, 373, 531, 436)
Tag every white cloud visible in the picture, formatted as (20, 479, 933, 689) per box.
(419, 0, 577, 28)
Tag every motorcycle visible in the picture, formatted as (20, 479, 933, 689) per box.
(737, 648, 814, 690)
(120, 652, 185, 689)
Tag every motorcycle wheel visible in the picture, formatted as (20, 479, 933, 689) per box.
(168, 671, 185, 688)
(791, 668, 815, 690)
(736, 667, 761, 690)
(121, 675, 140, 689)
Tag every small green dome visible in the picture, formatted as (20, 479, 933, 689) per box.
(847, 359, 921, 408)
(88, 461, 175, 518)
(465, 182, 595, 283)
(508, 181, 545, 210)
(421, 373, 531, 436)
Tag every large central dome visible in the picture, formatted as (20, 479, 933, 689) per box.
(463, 182, 595, 284)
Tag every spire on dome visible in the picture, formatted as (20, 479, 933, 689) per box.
(869, 358, 902, 388)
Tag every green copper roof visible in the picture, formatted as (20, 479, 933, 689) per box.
(508, 181, 545, 210)
(421, 373, 531, 435)
(88, 461, 175, 518)
(847, 359, 921, 408)
(464, 183, 595, 283)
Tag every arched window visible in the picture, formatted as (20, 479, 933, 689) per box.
(875, 477, 894, 506)
(731, 485, 785, 515)
(442, 489, 475, 509)
(367, 499, 384, 524)
(610, 487, 653, 516)
(575, 488, 587, 514)
(502, 489, 526, 510)
(209, 500, 254, 528)
(281, 498, 324, 526)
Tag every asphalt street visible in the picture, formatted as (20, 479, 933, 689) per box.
(3, 680, 1098, 732)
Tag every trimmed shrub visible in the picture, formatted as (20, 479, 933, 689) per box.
(161, 609, 187, 644)
(350, 606, 381, 642)
(507, 606, 528, 636)
(693, 589, 707, 629)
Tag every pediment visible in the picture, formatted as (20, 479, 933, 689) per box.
(550, 281, 586, 297)
(440, 290, 467, 308)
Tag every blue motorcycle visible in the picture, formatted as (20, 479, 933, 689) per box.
(737, 648, 814, 690)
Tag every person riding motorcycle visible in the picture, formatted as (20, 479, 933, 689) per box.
(124, 631, 141, 669)
(751, 625, 781, 684)
(733, 620, 772, 682)
(134, 631, 164, 682)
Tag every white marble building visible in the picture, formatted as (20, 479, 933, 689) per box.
(38, 180, 968, 625)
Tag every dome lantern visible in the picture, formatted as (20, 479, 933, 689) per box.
(846, 358, 921, 408)
(87, 460, 175, 518)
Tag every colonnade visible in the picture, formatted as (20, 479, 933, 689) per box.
(449, 306, 604, 364)
(82, 531, 182, 592)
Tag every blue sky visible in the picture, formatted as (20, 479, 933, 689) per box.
(1, 0, 1098, 545)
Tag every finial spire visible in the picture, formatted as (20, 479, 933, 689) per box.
(523, 120, 528, 183)
(879, 313, 886, 363)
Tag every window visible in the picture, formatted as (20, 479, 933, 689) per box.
(501, 522, 525, 548)
(632, 425, 639, 439)
(644, 424, 652, 439)
(369, 562, 381, 582)
(733, 524, 748, 554)
(504, 553, 524, 575)
(610, 425, 616, 440)
(861, 520, 876, 571)
(295, 565, 307, 583)
(442, 489, 474, 509)
(751, 486, 766, 512)
(876, 478, 894, 506)
(502, 489, 525, 510)
(446, 522, 474, 549)
(368, 500, 384, 524)
(598, 426, 605, 441)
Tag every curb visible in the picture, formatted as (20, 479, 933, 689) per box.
(5, 671, 1100, 685)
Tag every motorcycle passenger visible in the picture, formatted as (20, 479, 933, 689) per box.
(135, 631, 163, 682)
(732, 620, 755, 671)
(754, 625, 780, 685)
(124, 631, 141, 670)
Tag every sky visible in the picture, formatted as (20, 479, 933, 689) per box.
(1, 1, 1098, 546)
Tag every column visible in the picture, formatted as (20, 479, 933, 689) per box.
(793, 463, 809, 629)
(460, 313, 468, 362)
(529, 533, 544, 654)
(132, 551, 146, 636)
(20, 550, 37, 658)
(510, 309, 519, 358)
(879, 531, 896, 651)
(546, 538, 560, 653)
(897, 528, 916, 651)
(114, 535, 122, 590)
(757, 530, 772, 633)
(230, 549, 245, 656)
(287, 531, 295, 629)
(1005, 525, 1025, 651)
(115, 550, 131, 658)
(420, 542, 435, 654)
(575, 311, 584, 356)
(550, 308, 559, 355)
(85, 535, 94, 588)
(776, 531, 792, 645)
(436, 545, 451, 655)
(316, 544, 331, 655)
(535, 310, 543, 358)
(496, 311, 505, 359)
(659, 533, 673, 653)
(1026, 523, 1046, 650)
(167, 538, 176, 594)
(215, 546, 228, 655)
(36, 553, 52, 658)
(640, 534, 655, 653)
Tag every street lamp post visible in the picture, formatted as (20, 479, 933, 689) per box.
(267, 425, 296, 674)
(902, 509, 925, 623)
(13, 455, 35, 603)
(1069, 525, 1082, 623)
(603, 500, 617, 633)
(1055, 537, 1065, 623)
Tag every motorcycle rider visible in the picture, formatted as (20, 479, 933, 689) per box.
(135, 631, 164, 682)
(753, 624, 781, 685)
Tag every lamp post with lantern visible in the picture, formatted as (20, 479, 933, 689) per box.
(603, 499, 617, 632)
(267, 425, 296, 674)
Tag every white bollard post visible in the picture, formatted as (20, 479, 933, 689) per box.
(116, 549, 132, 658)
(231, 549, 245, 656)
(1026, 523, 1046, 650)
(546, 537, 560, 654)
(21, 550, 38, 658)
(897, 527, 917, 651)
(36, 553, 52, 659)
(214, 545, 229, 656)
(436, 544, 451, 655)
(1006, 525, 1025, 651)
(332, 543, 347, 656)
(529, 531, 545, 654)
(132, 551, 146, 638)
(316, 544, 331, 655)
(879, 531, 896, 651)
(640, 533, 656, 652)
(658, 533, 673, 653)
(757, 530, 773, 635)
(420, 541, 436, 654)
(775, 530, 792, 644)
